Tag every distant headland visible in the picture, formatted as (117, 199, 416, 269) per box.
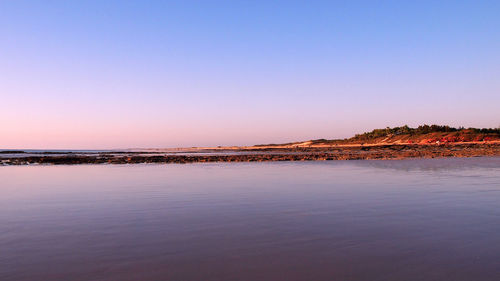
(253, 125, 500, 148)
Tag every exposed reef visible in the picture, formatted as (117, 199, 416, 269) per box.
(1, 143, 499, 165)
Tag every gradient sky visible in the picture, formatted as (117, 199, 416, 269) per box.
(1, 0, 499, 149)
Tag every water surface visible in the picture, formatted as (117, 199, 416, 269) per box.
(1, 157, 500, 280)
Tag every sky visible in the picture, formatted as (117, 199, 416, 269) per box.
(1, 0, 499, 149)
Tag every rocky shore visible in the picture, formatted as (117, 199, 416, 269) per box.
(1, 143, 499, 165)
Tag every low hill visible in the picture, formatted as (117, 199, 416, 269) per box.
(345, 125, 500, 145)
(255, 125, 500, 147)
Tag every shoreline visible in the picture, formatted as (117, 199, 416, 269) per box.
(2, 143, 499, 165)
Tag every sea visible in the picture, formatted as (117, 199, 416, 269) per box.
(1, 157, 500, 280)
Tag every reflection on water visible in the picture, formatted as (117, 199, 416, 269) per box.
(1, 157, 500, 281)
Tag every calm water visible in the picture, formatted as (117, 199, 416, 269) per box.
(1, 158, 500, 281)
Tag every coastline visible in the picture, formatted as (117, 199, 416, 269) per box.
(2, 142, 500, 165)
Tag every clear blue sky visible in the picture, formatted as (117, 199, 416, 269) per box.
(1, 0, 499, 148)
